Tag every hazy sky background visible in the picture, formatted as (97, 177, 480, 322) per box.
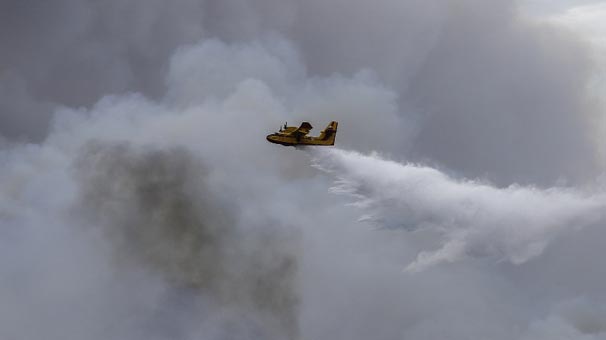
(522, 0, 606, 15)
(2, 1, 606, 339)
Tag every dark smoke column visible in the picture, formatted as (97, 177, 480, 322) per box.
(73, 142, 300, 340)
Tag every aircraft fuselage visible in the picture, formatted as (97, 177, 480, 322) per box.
(266, 133, 335, 146)
(266, 121, 338, 146)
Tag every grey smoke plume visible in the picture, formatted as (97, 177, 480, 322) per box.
(0, 36, 404, 339)
(3, 0, 600, 186)
(73, 142, 299, 339)
(2, 1, 606, 339)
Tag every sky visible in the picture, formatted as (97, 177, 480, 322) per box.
(1, 1, 606, 339)
(521, 0, 605, 15)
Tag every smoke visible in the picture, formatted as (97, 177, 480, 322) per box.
(520, 297, 606, 339)
(312, 148, 606, 271)
(2, 0, 606, 339)
(3, 0, 600, 184)
(0, 36, 407, 339)
(72, 142, 299, 339)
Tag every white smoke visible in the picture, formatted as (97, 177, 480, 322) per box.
(2, 1, 606, 339)
(0, 38, 407, 340)
(312, 148, 606, 271)
(521, 297, 606, 340)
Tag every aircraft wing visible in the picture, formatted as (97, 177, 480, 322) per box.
(285, 122, 313, 137)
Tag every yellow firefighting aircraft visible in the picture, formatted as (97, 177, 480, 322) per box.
(266, 121, 338, 146)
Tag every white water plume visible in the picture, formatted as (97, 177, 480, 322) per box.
(312, 148, 606, 272)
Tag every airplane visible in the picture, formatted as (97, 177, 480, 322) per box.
(266, 121, 338, 146)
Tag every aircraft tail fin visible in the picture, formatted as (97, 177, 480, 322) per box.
(318, 121, 338, 145)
